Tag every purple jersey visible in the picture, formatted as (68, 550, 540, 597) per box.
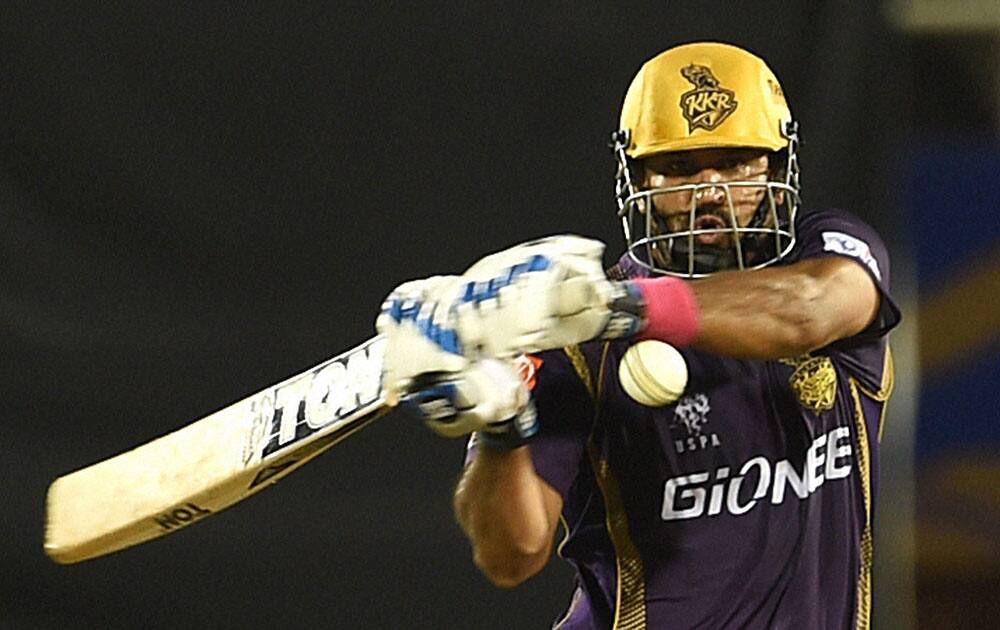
(520, 209, 899, 629)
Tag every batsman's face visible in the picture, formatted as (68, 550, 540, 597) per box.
(641, 148, 772, 246)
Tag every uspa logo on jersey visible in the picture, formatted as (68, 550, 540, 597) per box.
(679, 65, 738, 132)
(670, 393, 721, 453)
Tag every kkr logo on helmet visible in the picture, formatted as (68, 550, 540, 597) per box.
(679, 64, 738, 132)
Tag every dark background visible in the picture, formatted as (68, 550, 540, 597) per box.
(2, 3, 921, 628)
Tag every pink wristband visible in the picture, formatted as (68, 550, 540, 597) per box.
(632, 277, 701, 346)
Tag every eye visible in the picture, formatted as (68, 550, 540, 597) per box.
(662, 161, 695, 176)
(717, 157, 743, 170)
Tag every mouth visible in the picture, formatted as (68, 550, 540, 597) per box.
(693, 214, 729, 245)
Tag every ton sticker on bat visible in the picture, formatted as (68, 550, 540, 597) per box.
(244, 338, 386, 463)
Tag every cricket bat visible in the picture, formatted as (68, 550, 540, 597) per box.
(45, 335, 393, 564)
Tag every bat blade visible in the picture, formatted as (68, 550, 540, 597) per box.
(45, 335, 392, 564)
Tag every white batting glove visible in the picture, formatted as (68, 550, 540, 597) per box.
(450, 235, 643, 357)
(376, 275, 469, 400)
(376, 236, 645, 400)
(401, 358, 538, 448)
(377, 280, 536, 447)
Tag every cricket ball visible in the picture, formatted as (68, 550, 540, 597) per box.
(618, 340, 688, 406)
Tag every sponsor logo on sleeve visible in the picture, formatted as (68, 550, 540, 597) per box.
(821, 231, 882, 281)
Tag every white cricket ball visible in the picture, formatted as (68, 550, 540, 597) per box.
(618, 340, 688, 406)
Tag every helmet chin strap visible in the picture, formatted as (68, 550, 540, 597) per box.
(661, 238, 737, 275)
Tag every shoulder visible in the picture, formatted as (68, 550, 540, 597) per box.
(789, 207, 893, 286)
(791, 208, 889, 276)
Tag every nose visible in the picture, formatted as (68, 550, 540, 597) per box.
(693, 168, 725, 205)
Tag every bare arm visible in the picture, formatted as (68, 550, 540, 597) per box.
(454, 446, 563, 588)
(690, 256, 880, 359)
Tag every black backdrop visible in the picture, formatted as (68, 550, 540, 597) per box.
(2, 3, 907, 628)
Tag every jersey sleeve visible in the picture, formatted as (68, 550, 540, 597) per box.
(793, 208, 901, 341)
(463, 348, 595, 501)
(792, 208, 900, 392)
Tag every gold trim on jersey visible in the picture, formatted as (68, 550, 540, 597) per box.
(563, 344, 648, 630)
(850, 344, 893, 627)
(564, 345, 595, 398)
(587, 444, 648, 629)
(555, 513, 571, 560)
(860, 345, 894, 402)
(595, 343, 612, 400)
(849, 378, 873, 630)
(855, 347, 894, 442)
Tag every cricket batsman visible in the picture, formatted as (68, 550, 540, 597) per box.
(378, 41, 900, 629)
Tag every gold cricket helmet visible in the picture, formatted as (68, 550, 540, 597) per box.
(620, 41, 793, 157)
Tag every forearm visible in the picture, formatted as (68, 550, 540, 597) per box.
(691, 265, 830, 358)
(635, 258, 878, 360)
(454, 446, 558, 588)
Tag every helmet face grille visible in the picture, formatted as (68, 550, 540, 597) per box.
(612, 129, 801, 278)
(622, 180, 799, 277)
